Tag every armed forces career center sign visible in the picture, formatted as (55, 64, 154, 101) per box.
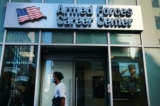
(56, 5, 133, 28)
(4, 3, 143, 31)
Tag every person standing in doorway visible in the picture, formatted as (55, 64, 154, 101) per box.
(52, 71, 68, 106)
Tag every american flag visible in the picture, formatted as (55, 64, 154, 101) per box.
(16, 6, 46, 23)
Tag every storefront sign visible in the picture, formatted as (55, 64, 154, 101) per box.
(56, 5, 133, 28)
(4, 3, 143, 31)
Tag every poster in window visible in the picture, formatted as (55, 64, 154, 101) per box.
(119, 62, 140, 92)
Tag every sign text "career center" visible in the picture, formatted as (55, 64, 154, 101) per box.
(56, 4, 133, 28)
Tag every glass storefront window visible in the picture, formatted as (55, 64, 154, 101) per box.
(11, 0, 41, 3)
(44, 0, 74, 3)
(6, 30, 39, 43)
(155, 16, 160, 29)
(0, 0, 8, 42)
(152, 0, 160, 8)
(41, 30, 73, 43)
(109, 0, 136, 5)
(0, 45, 38, 106)
(145, 48, 160, 106)
(76, 31, 107, 44)
(111, 47, 148, 106)
(76, 0, 105, 4)
(110, 32, 141, 45)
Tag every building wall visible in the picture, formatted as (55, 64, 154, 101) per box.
(139, 0, 160, 45)
(139, 0, 160, 105)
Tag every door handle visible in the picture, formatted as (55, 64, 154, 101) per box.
(76, 77, 78, 106)
(108, 84, 110, 93)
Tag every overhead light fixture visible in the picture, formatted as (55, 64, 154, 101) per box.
(19, 52, 35, 57)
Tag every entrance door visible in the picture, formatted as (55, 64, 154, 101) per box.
(40, 58, 108, 106)
(40, 60, 73, 106)
(75, 59, 106, 106)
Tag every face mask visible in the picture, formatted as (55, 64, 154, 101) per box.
(51, 78, 55, 83)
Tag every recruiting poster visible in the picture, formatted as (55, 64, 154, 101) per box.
(119, 62, 140, 92)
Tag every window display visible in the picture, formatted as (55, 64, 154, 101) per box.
(111, 47, 148, 106)
(0, 45, 38, 106)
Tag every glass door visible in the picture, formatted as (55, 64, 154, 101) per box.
(40, 57, 108, 106)
(75, 59, 107, 106)
(40, 60, 73, 106)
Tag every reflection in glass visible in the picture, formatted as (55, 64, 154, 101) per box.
(76, 31, 107, 44)
(0, 0, 8, 42)
(41, 31, 73, 43)
(152, 0, 160, 7)
(0, 45, 38, 106)
(11, 0, 41, 3)
(145, 48, 160, 106)
(40, 60, 73, 106)
(77, 0, 105, 4)
(155, 16, 160, 30)
(45, 0, 73, 3)
(109, 0, 136, 5)
(6, 30, 39, 43)
(110, 32, 141, 45)
(75, 60, 106, 106)
(111, 47, 148, 106)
